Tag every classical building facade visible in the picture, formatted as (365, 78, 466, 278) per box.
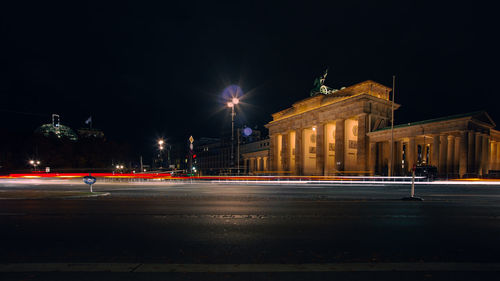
(240, 138, 270, 174)
(265, 80, 500, 177)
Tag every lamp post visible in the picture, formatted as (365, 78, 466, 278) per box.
(389, 75, 395, 177)
(227, 97, 239, 171)
(158, 139, 164, 168)
(29, 160, 40, 171)
(115, 164, 124, 173)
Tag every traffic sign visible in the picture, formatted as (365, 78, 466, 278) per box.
(83, 174, 97, 193)
(189, 136, 194, 143)
(83, 176, 96, 185)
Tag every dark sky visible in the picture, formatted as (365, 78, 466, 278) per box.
(1, 1, 498, 155)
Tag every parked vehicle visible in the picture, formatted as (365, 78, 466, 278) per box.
(415, 165, 437, 180)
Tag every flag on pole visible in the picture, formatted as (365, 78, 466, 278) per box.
(85, 116, 92, 124)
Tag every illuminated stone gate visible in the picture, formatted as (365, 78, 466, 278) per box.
(266, 79, 500, 177)
(266, 80, 394, 175)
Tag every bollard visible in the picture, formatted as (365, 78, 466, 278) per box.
(402, 165, 422, 201)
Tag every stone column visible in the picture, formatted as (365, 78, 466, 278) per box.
(335, 119, 345, 171)
(256, 157, 261, 171)
(491, 142, 497, 171)
(447, 135, 455, 175)
(295, 128, 303, 175)
(249, 158, 254, 173)
(269, 134, 276, 172)
(369, 142, 376, 175)
(454, 136, 460, 174)
(496, 142, 500, 171)
(491, 141, 500, 170)
(357, 114, 367, 173)
(407, 137, 416, 173)
(475, 133, 482, 175)
(282, 133, 289, 171)
(263, 156, 268, 171)
(467, 131, 475, 174)
(482, 136, 489, 176)
(459, 132, 467, 178)
(431, 135, 440, 168)
(315, 124, 325, 175)
(439, 135, 448, 175)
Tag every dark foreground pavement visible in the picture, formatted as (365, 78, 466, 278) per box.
(1, 180, 500, 280)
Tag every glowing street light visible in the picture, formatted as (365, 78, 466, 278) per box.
(157, 139, 166, 167)
(29, 160, 41, 171)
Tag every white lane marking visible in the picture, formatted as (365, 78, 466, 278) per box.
(2, 263, 500, 272)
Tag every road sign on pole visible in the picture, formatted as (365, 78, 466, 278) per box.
(188, 136, 194, 175)
(83, 174, 97, 193)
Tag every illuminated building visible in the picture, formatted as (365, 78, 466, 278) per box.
(194, 137, 231, 175)
(240, 138, 270, 174)
(77, 128, 105, 139)
(266, 79, 500, 177)
(35, 114, 78, 141)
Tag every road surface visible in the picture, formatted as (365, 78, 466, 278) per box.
(1, 179, 500, 280)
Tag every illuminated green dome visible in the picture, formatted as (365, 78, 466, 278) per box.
(35, 124, 78, 141)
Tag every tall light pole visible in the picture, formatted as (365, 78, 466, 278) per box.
(227, 97, 239, 171)
(158, 139, 164, 168)
(389, 75, 395, 177)
(29, 160, 40, 171)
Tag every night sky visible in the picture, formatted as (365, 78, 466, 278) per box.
(1, 1, 497, 155)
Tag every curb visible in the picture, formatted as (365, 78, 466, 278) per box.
(0, 192, 111, 200)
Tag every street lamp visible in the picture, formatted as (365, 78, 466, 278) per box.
(29, 160, 40, 171)
(227, 97, 239, 170)
(158, 139, 165, 168)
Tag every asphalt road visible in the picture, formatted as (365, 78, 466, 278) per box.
(1, 179, 500, 280)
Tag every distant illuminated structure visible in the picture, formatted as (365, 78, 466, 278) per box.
(77, 128, 104, 139)
(267, 78, 500, 178)
(35, 114, 78, 141)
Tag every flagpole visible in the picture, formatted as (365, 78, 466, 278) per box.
(389, 75, 395, 177)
